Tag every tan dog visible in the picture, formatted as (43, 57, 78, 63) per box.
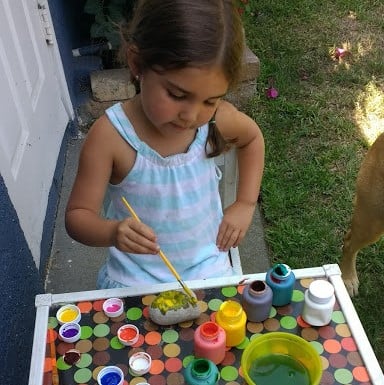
(340, 132, 384, 296)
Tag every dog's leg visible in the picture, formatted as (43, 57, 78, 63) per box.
(341, 202, 383, 297)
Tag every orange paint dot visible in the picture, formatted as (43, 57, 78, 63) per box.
(297, 315, 310, 328)
(341, 337, 357, 352)
(131, 334, 145, 348)
(165, 357, 182, 372)
(237, 285, 245, 294)
(142, 306, 150, 319)
(145, 331, 161, 345)
(44, 357, 52, 372)
(93, 300, 104, 312)
(323, 339, 341, 354)
(77, 301, 93, 313)
(46, 329, 57, 343)
(353, 366, 370, 382)
(149, 359, 164, 374)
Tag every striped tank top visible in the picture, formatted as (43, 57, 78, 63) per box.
(99, 103, 233, 288)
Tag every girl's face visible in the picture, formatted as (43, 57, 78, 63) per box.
(138, 65, 229, 135)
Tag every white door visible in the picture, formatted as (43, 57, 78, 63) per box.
(0, 0, 73, 267)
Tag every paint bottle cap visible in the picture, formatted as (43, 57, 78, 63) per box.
(97, 365, 124, 385)
(117, 324, 140, 346)
(103, 298, 124, 318)
(59, 322, 81, 343)
(129, 352, 152, 376)
(56, 304, 81, 325)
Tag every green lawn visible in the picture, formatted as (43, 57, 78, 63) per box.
(240, 0, 384, 368)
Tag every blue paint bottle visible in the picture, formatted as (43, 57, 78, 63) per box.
(265, 263, 295, 306)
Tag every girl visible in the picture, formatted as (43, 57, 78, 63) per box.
(65, 0, 264, 289)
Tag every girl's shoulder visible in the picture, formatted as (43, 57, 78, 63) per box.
(215, 100, 260, 145)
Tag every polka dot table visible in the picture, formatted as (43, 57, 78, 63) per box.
(43, 278, 372, 385)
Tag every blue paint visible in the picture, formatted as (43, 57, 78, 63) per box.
(62, 328, 78, 338)
(100, 372, 122, 385)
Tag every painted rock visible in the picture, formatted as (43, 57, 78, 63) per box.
(149, 290, 201, 326)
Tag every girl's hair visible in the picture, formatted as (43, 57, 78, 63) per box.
(120, 0, 244, 157)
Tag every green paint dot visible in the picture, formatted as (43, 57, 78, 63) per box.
(110, 335, 125, 349)
(56, 356, 71, 370)
(291, 289, 305, 302)
(250, 333, 261, 341)
(93, 323, 110, 337)
(310, 341, 324, 354)
(74, 367, 92, 383)
(76, 353, 92, 368)
(220, 366, 238, 381)
(221, 286, 237, 297)
(162, 329, 179, 343)
(48, 317, 58, 329)
(269, 307, 277, 317)
(80, 325, 93, 339)
(236, 336, 250, 349)
(334, 368, 353, 384)
(332, 310, 346, 324)
(183, 355, 195, 368)
(280, 316, 297, 329)
(126, 307, 142, 320)
(208, 298, 223, 311)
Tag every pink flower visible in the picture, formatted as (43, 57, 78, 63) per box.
(334, 47, 347, 59)
(266, 86, 279, 99)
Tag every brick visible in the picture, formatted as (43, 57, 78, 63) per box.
(90, 68, 136, 102)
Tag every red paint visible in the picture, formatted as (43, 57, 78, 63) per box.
(120, 327, 137, 341)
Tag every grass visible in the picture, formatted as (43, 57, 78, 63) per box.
(240, 0, 384, 368)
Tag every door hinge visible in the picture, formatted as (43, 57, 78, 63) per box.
(38, 2, 54, 45)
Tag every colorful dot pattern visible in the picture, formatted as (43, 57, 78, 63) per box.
(43, 279, 372, 385)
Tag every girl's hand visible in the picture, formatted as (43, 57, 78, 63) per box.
(114, 217, 160, 254)
(216, 201, 256, 251)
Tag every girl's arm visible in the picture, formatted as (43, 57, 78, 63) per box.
(65, 115, 159, 254)
(215, 101, 265, 251)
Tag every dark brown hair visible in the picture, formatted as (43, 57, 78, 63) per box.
(121, 0, 244, 156)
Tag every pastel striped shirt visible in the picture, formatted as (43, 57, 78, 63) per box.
(99, 103, 233, 288)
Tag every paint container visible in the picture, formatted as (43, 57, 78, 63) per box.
(302, 280, 335, 326)
(103, 298, 124, 318)
(184, 358, 220, 385)
(63, 349, 81, 365)
(215, 300, 246, 347)
(97, 365, 124, 385)
(194, 321, 226, 364)
(59, 322, 81, 343)
(117, 324, 140, 346)
(129, 352, 152, 376)
(265, 263, 296, 306)
(241, 280, 273, 322)
(56, 304, 81, 325)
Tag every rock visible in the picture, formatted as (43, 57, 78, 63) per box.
(149, 290, 201, 326)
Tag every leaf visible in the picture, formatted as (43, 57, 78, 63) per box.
(84, 0, 104, 15)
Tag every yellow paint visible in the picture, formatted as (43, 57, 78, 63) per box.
(60, 308, 78, 323)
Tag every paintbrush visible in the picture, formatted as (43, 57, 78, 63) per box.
(49, 329, 59, 385)
(121, 196, 197, 304)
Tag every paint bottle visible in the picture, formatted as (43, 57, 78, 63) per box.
(265, 263, 295, 306)
(241, 280, 273, 322)
(302, 280, 335, 326)
(215, 300, 246, 347)
(194, 321, 226, 364)
(184, 358, 220, 385)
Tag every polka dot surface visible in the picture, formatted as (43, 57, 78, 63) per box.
(43, 278, 374, 385)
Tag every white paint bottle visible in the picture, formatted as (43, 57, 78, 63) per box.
(302, 280, 335, 326)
